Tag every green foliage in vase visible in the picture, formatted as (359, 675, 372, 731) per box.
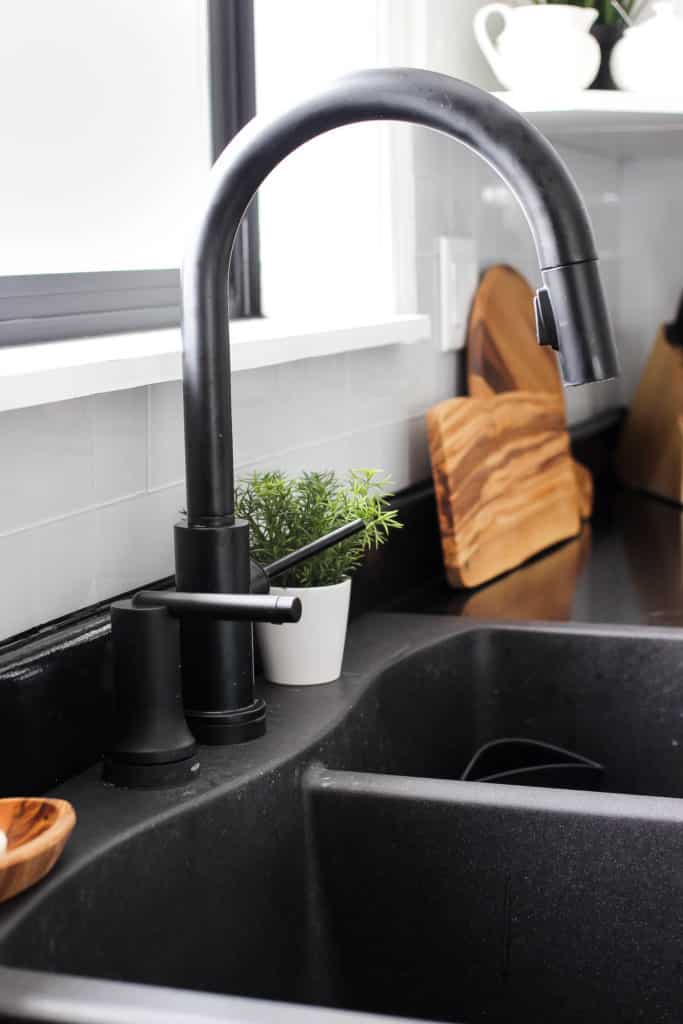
(235, 469, 402, 588)
(529, 0, 635, 27)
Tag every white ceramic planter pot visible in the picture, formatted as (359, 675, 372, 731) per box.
(256, 578, 352, 686)
(474, 3, 601, 92)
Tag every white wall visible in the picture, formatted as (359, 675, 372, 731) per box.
(0, 1, 210, 275)
(254, 0, 397, 320)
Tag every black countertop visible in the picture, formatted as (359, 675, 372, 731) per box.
(2, 465, 683, 1022)
(391, 485, 683, 629)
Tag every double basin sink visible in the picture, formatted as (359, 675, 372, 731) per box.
(0, 614, 681, 1023)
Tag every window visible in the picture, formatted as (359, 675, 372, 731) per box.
(252, 0, 415, 321)
(0, 0, 259, 347)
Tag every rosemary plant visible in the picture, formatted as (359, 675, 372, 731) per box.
(235, 469, 402, 588)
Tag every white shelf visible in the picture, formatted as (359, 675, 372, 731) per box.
(495, 90, 683, 156)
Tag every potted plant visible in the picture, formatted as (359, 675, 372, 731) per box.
(235, 468, 401, 686)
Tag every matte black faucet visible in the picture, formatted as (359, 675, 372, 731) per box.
(175, 68, 620, 745)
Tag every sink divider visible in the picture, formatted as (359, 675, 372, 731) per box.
(302, 763, 683, 1023)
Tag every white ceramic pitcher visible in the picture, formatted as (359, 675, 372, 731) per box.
(474, 3, 601, 92)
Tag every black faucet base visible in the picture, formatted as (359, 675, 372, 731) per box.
(103, 752, 200, 790)
(175, 519, 261, 745)
(186, 698, 266, 746)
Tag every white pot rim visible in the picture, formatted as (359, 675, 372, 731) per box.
(269, 578, 351, 595)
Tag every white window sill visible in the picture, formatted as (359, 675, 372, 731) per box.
(0, 314, 431, 413)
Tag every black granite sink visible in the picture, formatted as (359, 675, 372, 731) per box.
(362, 623, 683, 798)
(0, 617, 681, 1024)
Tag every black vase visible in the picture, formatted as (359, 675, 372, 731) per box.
(591, 23, 625, 89)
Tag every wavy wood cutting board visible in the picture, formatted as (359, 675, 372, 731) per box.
(467, 265, 593, 518)
(460, 526, 591, 620)
(467, 265, 561, 398)
(427, 392, 582, 589)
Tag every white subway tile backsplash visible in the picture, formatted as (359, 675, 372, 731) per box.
(346, 345, 404, 427)
(93, 388, 147, 503)
(346, 416, 431, 493)
(0, 529, 39, 639)
(148, 380, 185, 489)
(275, 355, 348, 449)
(95, 484, 184, 599)
(426, 351, 459, 408)
(231, 365, 281, 465)
(34, 511, 98, 625)
(243, 433, 353, 481)
(0, 485, 183, 641)
(0, 398, 95, 536)
(237, 411, 431, 497)
(347, 343, 456, 428)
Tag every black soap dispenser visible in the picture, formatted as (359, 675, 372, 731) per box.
(104, 596, 200, 789)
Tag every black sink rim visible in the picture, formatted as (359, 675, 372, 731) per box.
(2, 612, 683, 1023)
(2, 612, 683, 936)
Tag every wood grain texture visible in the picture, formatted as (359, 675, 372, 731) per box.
(467, 264, 593, 519)
(574, 461, 594, 519)
(427, 392, 582, 589)
(467, 265, 563, 399)
(0, 798, 76, 903)
(461, 526, 591, 620)
(617, 327, 683, 504)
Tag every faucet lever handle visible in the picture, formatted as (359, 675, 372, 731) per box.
(134, 590, 302, 625)
(104, 587, 300, 789)
(262, 518, 365, 582)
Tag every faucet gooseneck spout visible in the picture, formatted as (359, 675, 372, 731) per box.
(175, 68, 620, 745)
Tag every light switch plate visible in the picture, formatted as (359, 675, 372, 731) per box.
(436, 236, 478, 352)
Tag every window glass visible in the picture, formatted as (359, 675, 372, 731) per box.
(0, 0, 211, 276)
(254, 0, 400, 320)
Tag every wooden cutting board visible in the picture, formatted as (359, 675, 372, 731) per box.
(466, 265, 593, 518)
(616, 324, 683, 504)
(461, 526, 591, 620)
(427, 391, 582, 589)
(467, 264, 562, 398)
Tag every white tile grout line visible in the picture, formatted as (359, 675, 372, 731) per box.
(0, 414, 431, 541)
(235, 414, 430, 474)
(0, 482, 186, 541)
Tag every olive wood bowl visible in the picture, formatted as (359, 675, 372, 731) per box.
(0, 798, 76, 903)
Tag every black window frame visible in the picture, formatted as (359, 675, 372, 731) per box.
(0, 0, 260, 349)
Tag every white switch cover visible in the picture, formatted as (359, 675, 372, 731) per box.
(436, 237, 478, 352)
